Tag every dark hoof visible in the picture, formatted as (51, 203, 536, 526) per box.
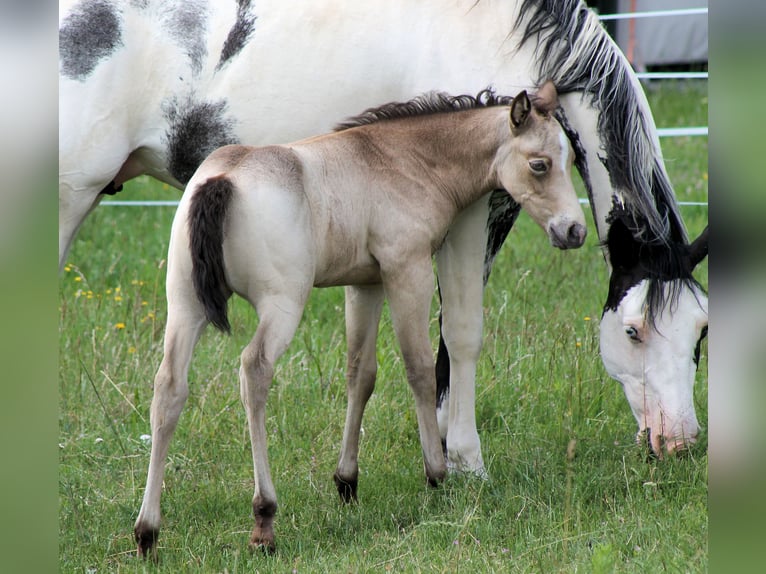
(134, 525, 159, 561)
(248, 536, 276, 555)
(333, 472, 358, 503)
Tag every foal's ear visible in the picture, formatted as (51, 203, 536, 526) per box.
(688, 225, 708, 269)
(510, 90, 532, 131)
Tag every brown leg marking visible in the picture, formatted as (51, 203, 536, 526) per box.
(249, 497, 277, 554)
(333, 472, 359, 503)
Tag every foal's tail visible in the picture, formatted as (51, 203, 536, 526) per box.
(188, 175, 235, 333)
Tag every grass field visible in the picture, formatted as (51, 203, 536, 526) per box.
(59, 81, 708, 572)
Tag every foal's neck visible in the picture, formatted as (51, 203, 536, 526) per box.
(392, 108, 509, 208)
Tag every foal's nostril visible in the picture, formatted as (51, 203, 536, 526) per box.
(567, 222, 586, 246)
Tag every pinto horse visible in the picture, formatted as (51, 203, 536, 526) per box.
(133, 87, 585, 554)
(59, 1, 707, 475)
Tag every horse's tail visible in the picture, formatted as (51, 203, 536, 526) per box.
(187, 175, 235, 333)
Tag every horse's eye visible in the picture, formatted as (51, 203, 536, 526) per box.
(529, 159, 548, 174)
(625, 326, 641, 342)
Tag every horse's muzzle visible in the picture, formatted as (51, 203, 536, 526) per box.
(549, 220, 587, 249)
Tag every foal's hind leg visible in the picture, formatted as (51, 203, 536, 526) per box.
(240, 293, 307, 553)
(134, 296, 207, 558)
(335, 284, 385, 502)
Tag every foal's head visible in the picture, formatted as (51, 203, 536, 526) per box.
(496, 81, 586, 250)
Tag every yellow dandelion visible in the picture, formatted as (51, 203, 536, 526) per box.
(141, 301, 148, 306)
(74, 276, 82, 282)
(114, 296, 123, 302)
(702, 171, 708, 181)
(64, 265, 71, 272)
(147, 312, 155, 319)
(106, 288, 113, 294)
(115, 286, 121, 293)
(576, 341, 582, 347)
(115, 322, 126, 330)
(583, 316, 591, 321)
(128, 346, 137, 354)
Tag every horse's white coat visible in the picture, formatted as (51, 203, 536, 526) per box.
(59, 0, 707, 483)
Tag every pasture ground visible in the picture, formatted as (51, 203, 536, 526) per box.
(59, 81, 708, 573)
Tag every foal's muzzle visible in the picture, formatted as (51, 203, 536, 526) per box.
(548, 220, 587, 249)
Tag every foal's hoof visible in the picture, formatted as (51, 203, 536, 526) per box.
(333, 472, 358, 503)
(249, 536, 276, 555)
(134, 525, 159, 561)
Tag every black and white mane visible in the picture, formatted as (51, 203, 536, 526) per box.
(517, 0, 687, 246)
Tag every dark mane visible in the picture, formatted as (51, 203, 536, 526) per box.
(334, 88, 514, 131)
(603, 199, 704, 324)
(516, 0, 688, 246)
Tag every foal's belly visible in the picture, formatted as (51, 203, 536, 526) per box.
(313, 252, 382, 288)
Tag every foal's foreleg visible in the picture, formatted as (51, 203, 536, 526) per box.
(240, 295, 306, 553)
(134, 307, 206, 558)
(335, 284, 384, 502)
(383, 260, 447, 486)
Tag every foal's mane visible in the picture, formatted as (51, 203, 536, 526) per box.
(516, 0, 688, 246)
(334, 88, 515, 132)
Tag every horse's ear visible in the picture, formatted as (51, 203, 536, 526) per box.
(510, 90, 531, 131)
(533, 80, 559, 114)
(688, 225, 708, 269)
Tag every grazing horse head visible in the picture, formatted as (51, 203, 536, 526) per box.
(600, 200, 708, 456)
(498, 82, 587, 250)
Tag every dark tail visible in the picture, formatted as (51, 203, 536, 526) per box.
(188, 175, 235, 333)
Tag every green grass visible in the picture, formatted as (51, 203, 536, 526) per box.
(59, 81, 708, 572)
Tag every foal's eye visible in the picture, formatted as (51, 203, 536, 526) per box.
(529, 159, 548, 174)
(625, 326, 641, 342)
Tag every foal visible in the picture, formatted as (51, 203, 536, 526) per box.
(134, 82, 586, 555)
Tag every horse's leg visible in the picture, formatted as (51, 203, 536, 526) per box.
(383, 257, 447, 485)
(58, 182, 104, 269)
(334, 284, 385, 502)
(434, 195, 493, 475)
(59, 151, 151, 269)
(240, 293, 307, 553)
(134, 294, 207, 559)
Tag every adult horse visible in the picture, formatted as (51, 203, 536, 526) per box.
(59, 1, 708, 471)
(134, 86, 585, 554)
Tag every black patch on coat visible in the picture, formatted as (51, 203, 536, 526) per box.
(59, 0, 123, 81)
(163, 96, 240, 185)
(164, 0, 209, 75)
(217, 0, 257, 70)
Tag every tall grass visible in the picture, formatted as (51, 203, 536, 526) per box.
(59, 81, 708, 572)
